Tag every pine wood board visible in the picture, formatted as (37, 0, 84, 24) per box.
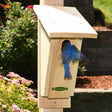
(40, 0, 63, 6)
(38, 20, 71, 108)
(39, 108, 63, 112)
(39, 21, 54, 96)
(48, 39, 82, 98)
(33, 5, 97, 38)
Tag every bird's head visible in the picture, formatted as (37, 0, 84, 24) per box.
(61, 40, 71, 51)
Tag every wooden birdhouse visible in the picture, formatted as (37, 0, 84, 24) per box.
(33, 5, 97, 109)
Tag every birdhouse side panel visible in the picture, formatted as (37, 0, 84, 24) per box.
(39, 21, 54, 97)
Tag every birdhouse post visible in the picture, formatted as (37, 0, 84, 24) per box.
(33, 0, 97, 112)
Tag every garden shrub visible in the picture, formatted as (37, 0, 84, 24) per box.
(0, 1, 37, 77)
(0, 72, 38, 112)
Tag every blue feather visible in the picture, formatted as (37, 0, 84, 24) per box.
(61, 40, 85, 79)
(64, 63, 72, 78)
(71, 45, 85, 62)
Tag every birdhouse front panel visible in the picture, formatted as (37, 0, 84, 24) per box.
(48, 39, 82, 98)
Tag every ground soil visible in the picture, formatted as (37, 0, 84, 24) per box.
(76, 75, 112, 89)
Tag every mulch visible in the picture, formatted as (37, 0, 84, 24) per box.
(76, 26, 112, 90)
(76, 75, 112, 89)
(93, 26, 112, 31)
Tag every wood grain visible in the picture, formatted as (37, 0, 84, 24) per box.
(33, 5, 97, 38)
(48, 39, 82, 98)
(38, 0, 69, 112)
(39, 21, 55, 96)
(39, 108, 63, 112)
(38, 20, 71, 108)
(40, 0, 63, 6)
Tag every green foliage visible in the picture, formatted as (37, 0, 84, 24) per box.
(0, 1, 37, 75)
(0, 72, 38, 112)
(78, 64, 87, 76)
(93, 0, 112, 24)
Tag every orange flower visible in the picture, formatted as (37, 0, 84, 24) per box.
(0, 3, 10, 9)
(0, 3, 4, 7)
(4, 4, 10, 9)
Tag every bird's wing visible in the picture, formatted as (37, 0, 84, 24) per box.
(61, 50, 71, 64)
(71, 45, 85, 62)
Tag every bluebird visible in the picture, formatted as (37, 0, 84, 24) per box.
(61, 40, 85, 79)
